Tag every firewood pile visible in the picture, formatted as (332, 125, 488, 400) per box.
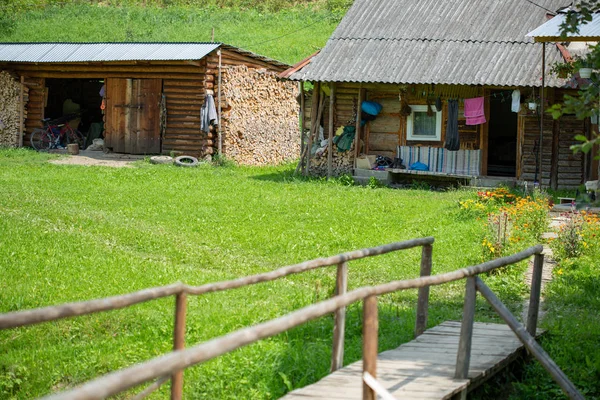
(220, 65, 299, 165)
(308, 142, 355, 176)
(0, 71, 26, 147)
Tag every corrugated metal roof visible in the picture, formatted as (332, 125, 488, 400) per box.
(0, 42, 288, 68)
(0, 42, 220, 62)
(527, 13, 600, 40)
(289, 0, 570, 87)
(291, 39, 565, 87)
(332, 0, 566, 42)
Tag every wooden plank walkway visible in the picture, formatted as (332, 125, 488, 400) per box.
(282, 321, 535, 400)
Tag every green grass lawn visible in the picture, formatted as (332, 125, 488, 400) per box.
(0, 149, 538, 398)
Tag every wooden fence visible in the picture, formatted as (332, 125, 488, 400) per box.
(0, 238, 584, 400)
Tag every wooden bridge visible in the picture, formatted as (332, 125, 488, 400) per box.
(0, 238, 584, 400)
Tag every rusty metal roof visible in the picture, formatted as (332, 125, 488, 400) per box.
(289, 0, 570, 87)
(527, 12, 600, 41)
(0, 42, 289, 67)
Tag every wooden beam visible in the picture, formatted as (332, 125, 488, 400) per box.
(171, 293, 187, 400)
(331, 262, 348, 372)
(362, 295, 378, 400)
(353, 88, 364, 168)
(475, 277, 585, 400)
(327, 82, 336, 179)
(455, 276, 476, 379)
(19, 75, 24, 147)
(415, 243, 433, 337)
(299, 81, 305, 157)
(526, 253, 544, 337)
(304, 82, 320, 175)
(550, 120, 560, 189)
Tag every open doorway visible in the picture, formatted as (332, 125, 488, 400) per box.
(44, 78, 105, 146)
(487, 90, 518, 177)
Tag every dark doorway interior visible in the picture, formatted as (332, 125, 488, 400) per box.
(44, 78, 104, 136)
(487, 90, 518, 177)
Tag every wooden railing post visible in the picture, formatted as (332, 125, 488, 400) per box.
(415, 244, 433, 337)
(171, 292, 187, 400)
(527, 253, 544, 336)
(362, 295, 378, 400)
(455, 276, 476, 379)
(331, 262, 348, 372)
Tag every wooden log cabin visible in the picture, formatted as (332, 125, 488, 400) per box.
(282, 0, 599, 189)
(0, 42, 299, 164)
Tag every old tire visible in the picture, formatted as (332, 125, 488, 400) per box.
(150, 156, 174, 165)
(174, 156, 199, 167)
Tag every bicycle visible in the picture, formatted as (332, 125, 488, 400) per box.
(30, 113, 85, 151)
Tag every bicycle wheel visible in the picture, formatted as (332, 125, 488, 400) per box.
(65, 127, 85, 149)
(30, 129, 52, 151)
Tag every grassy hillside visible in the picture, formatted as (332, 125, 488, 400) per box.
(0, 0, 351, 63)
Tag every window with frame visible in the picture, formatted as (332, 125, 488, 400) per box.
(406, 105, 442, 141)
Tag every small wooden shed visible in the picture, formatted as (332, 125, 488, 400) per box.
(0, 42, 300, 165)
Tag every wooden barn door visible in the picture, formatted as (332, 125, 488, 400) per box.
(105, 78, 162, 154)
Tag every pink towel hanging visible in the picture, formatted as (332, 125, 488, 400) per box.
(464, 97, 486, 125)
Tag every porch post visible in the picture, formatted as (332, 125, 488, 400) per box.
(327, 82, 336, 179)
(538, 42, 546, 187)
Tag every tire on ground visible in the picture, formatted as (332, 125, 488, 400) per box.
(150, 156, 174, 165)
(174, 156, 199, 167)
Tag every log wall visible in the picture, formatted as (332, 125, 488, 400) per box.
(518, 113, 584, 189)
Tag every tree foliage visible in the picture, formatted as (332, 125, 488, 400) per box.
(548, 1, 600, 157)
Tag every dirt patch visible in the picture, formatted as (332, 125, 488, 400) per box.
(48, 150, 146, 168)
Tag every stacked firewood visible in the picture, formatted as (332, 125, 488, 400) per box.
(308, 142, 355, 176)
(0, 71, 27, 147)
(220, 65, 300, 165)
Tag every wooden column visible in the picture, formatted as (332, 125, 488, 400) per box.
(527, 253, 544, 336)
(327, 83, 336, 179)
(331, 261, 348, 372)
(480, 88, 490, 176)
(299, 81, 305, 155)
(217, 50, 222, 155)
(415, 244, 433, 337)
(305, 82, 320, 176)
(550, 120, 560, 190)
(539, 42, 546, 187)
(19, 75, 24, 147)
(455, 276, 476, 379)
(171, 292, 187, 400)
(362, 295, 378, 400)
(353, 88, 365, 168)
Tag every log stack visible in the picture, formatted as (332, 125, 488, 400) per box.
(220, 65, 299, 165)
(308, 142, 356, 177)
(0, 71, 27, 147)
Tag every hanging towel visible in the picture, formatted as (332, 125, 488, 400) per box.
(511, 90, 521, 113)
(200, 94, 218, 133)
(464, 97, 486, 125)
(445, 99, 460, 151)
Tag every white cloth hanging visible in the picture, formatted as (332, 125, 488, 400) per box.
(511, 90, 521, 113)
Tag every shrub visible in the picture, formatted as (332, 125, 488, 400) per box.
(550, 210, 600, 261)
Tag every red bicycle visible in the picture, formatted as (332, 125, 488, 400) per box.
(30, 113, 85, 151)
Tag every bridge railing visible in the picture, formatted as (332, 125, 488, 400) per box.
(0, 237, 434, 399)
(0, 240, 584, 400)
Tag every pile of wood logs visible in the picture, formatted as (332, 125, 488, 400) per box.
(309, 142, 355, 176)
(220, 65, 299, 165)
(0, 71, 26, 147)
